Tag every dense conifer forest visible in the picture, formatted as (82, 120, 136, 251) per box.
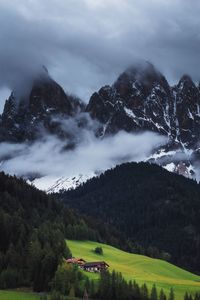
(59, 162, 200, 274)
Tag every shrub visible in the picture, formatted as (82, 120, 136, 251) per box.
(94, 247, 103, 255)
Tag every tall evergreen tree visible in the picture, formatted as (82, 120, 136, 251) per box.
(159, 289, 167, 300)
(141, 283, 149, 300)
(168, 288, 174, 300)
(150, 284, 158, 300)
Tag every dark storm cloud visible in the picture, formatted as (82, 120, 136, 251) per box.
(0, 0, 200, 105)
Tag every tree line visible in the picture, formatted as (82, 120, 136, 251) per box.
(42, 266, 200, 300)
(41, 265, 176, 300)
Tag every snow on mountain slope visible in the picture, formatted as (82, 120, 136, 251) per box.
(30, 145, 196, 193)
(147, 146, 196, 178)
(30, 173, 96, 193)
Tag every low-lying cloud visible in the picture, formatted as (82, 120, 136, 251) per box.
(0, 131, 166, 181)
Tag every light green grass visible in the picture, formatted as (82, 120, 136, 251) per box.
(0, 290, 40, 300)
(67, 240, 200, 300)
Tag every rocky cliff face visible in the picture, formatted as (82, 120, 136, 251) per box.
(86, 62, 200, 178)
(87, 63, 173, 136)
(0, 69, 84, 142)
(87, 63, 200, 147)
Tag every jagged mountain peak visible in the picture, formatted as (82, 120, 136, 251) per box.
(113, 61, 170, 96)
(123, 61, 161, 80)
(3, 72, 74, 118)
(0, 70, 84, 142)
(29, 75, 73, 114)
(178, 74, 196, 90)
(176, 74, 200, 111)
(87, 62, 172, 135)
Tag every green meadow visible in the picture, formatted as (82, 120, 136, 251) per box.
(0, 290, 40, 300)
(67, 240, 200, 300)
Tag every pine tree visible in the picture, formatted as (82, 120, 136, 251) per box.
(168, 288, 174, 300)
(85, 278, 90, 296)
(194, 293, 200, 300)
(159, 289, 167, 300)
(188, 295, 193, 300)
(141, 283, 149, 300)
(184, 292, 189, 300)
(99, 271, 112, 300)
(150, 284, 158, 300)
(132, 280, 141, 299)
(90, 280, 95, 298)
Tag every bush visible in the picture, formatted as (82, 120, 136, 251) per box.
(94, 247, 103, 255)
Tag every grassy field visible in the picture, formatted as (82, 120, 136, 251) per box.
(0, 290, 40, 300)
(0, 290, 81, 300)
(67, 240, 200, 300)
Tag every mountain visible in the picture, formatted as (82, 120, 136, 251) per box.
(87, 62, 173, 135)
(0, 67, 84, 142)
(86, 62, 200, 178)
(87, 62, 200, 145)
(1, 62, 200, 148)
(58, 161, 200, 274)
(1, 62, 200, 188)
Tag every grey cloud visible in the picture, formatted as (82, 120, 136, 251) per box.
(0, 0, 200, 105)
(0, 131, 166, 178)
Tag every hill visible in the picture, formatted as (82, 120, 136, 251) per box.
(59, 162, 200, 273)
(0, 172, 104, 292)
(67, 240, 200, 300)
(0, 171, 135, 294)
(0, 171, 76, 292)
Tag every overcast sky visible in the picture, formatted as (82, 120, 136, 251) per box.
(0, 0, 200, 112)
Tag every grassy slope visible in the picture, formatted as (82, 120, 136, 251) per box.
(0, 290, 39, 300)
(67, 240, 200, 300)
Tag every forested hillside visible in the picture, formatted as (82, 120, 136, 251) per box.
(59, 162, 200, 274)
(0, 172, 125, 292)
